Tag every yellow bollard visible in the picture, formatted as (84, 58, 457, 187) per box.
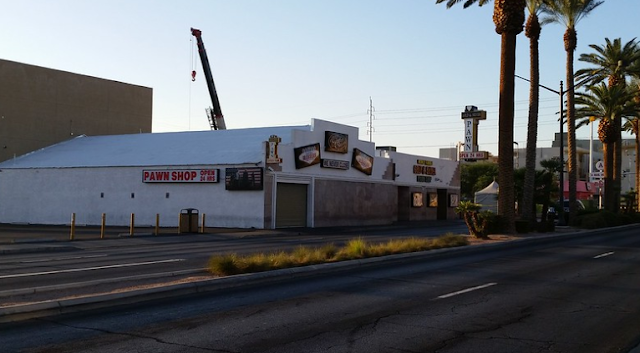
(100, 213, 106, 239)
(130, 213, 135, 237)
(200, 213, 206, 233)
(155, 214, 160, 236)
(70, 213, 76, 241)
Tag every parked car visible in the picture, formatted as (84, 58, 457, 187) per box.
(548, 200, 585, 221)
(563, 199, 586, 213)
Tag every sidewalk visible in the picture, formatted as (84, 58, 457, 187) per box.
(0, 223, 296, 255)
(0, 220, 468, 254)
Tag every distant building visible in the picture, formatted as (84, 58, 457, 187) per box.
(0, 59, 152, 163)
(440, 132, 637, 195)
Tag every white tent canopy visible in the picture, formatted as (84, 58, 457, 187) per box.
(474, 181, 498, 213)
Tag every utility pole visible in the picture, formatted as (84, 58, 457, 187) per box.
(367, 97, 375, 142)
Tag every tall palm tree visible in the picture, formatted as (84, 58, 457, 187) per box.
(541, 0, 603, 222)
(436, 0, 526, 234)
(623, 78, 640, 210)
(576, 37, 640, 210)
(576, 83, 636, 211)
(521, 0, 546, 224)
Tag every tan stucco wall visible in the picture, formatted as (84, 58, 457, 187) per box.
(0, 59, 152, 162)
(313, 179, 397, 227)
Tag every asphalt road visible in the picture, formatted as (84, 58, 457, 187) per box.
(2, 225, 639, 353)
(0, 221, 469, 305)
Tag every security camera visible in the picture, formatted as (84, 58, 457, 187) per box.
(267, 166, 275, 172)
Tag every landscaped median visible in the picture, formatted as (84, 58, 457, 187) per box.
(208, 233, 470, 276)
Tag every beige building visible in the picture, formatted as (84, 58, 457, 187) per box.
(0, 59, 152, 163)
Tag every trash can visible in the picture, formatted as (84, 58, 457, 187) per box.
(179, 208, 199, 233)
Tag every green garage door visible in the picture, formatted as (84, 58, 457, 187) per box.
(276, 183, 308, 228)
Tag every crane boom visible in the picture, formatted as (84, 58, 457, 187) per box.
(191, 27, 225, 130)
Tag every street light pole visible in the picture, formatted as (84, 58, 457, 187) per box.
(558, 81, 565, 226)
(514, 75, 566, 225)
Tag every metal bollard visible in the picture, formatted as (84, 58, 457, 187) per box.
(70, 213, 76, 241)
(201, 213, 206, 233)
(100, 213, 106, 239)
(130, 213, 135, 237)
(155, 214, 160, 236)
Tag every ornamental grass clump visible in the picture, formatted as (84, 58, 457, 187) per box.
(208, 253, 240, 276)
(207, 234, 470, 276)
(431, 232, 470, 248)
(336, 237, 369, 259)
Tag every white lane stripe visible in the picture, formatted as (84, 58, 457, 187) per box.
(20, 254, 108, 263)
(0, 259, 185, 279)
(436, 282, 497, 299)
(593, 252, 615, 259)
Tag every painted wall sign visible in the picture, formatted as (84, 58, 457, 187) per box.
(294, 143, 321, 169)
(459, 151, 488, 160)
(142, 169, 220, 183)
(449, 194, 459, 207)
(461, 106, 486, 154)
(417, 175, 432, 183)
(266, 135, 283, 164)
(352, 148, 373, 175)
(413, 165, 436, 176)
(321, 159, 349, 170)
(463, 118, 474, 152)
(412, 192, 423, 208)
(428, 193, 438, 207)
(225, 167, 263, 190)
(324, 131, 348, 154)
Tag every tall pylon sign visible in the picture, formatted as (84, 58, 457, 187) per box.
(459, 105, 488, 161)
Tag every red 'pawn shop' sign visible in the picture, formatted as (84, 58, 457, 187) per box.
(142, 169, 220, 183)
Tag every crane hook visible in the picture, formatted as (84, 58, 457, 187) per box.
(191, 70, 196, 82)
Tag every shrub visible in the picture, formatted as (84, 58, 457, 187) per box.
(579, 214, 607, 229)
(515, 220, 530, 234)
(318, 243, 337, 259)
(431, 233, 469, 248)
(599, 210, 620, 227)
(536, 220, 555, 233)
(338, 237, 369, 259)
(270, 251, 294, 269)
(208, 254, 240, 276)
(480, 212, 504, 235)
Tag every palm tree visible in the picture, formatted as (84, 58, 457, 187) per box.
(436, 0, 526, 234)
(521, 0, 546, 225)
(576, 83, 636, 211)
(623, 78, 640, 210)
(541, 0, 603, 222)
(576, 37, 640, 210)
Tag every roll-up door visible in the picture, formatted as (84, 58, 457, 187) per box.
(276, 183, 307, 227)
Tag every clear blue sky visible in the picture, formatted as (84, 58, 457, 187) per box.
(1, 0, 638, 157)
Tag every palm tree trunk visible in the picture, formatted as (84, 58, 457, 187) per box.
(604, 142, 615, 211)
(613, 123, 622, 211)
(522, 18, 540, 224)
(497, 32, 517, 234)
(635, 126, 640, 211)
(565, 29, 578, 222)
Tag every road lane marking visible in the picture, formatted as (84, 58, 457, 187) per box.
(436, 282, 497, 299)
(593, 252, 615, 259)
(0, 259, 185, 279)
(20, 254, 108, 263)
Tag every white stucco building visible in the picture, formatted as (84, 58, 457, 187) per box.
(0, 119, 461, 229)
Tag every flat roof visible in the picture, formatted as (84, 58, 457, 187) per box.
(0, 125, 309, 169)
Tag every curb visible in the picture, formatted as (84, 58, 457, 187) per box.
(1, 224, 637, 323)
